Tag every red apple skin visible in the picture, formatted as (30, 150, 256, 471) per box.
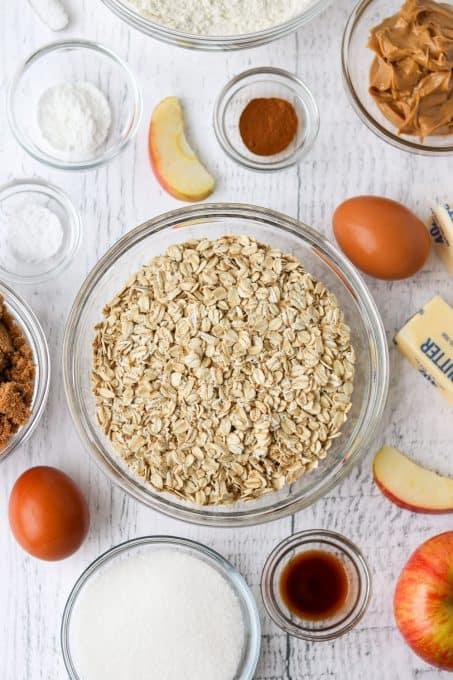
(374, 475, 453, 514)
(394, 532, 453, 671)
(372, 447, 453, 514)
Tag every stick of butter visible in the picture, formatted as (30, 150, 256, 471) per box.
(428, 203, 453, 273)
(395, 296, 453, 405)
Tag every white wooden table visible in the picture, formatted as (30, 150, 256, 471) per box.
(1, 1, 452, 678)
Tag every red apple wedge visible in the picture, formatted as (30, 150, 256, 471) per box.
(373, 445, 453, 513)
(394, 532, 453, 670)
(149, 96, 215, 202)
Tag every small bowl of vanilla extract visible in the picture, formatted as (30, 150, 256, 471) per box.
(261, 530, 371, 641)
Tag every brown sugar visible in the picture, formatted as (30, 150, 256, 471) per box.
(0, 295, 35, 450)
(0, 322, 13, 372)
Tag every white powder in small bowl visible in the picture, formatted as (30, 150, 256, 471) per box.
(38, 81, 111, 159)
(69, 549, 246, 680)
(4, 202, 63, 264)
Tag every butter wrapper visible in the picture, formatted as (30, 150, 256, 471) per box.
(395, 296, 453, 405)
(428, 203, 453, 273)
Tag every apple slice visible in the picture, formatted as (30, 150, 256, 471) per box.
(149, 96, 215, 202)
(373, 445, 453, 513)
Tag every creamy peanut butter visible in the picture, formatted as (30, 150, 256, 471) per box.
(368, 0, 453, 141)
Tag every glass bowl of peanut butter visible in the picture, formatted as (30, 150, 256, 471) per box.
(342, 0, 453, 155)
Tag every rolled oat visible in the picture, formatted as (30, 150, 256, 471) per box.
(92, 236, 355, 505)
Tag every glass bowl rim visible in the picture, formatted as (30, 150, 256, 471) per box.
(213, 67, 320, 172)
(101, 0, 333, 50)
(260, 529, 372, 640)
(62, 202, 389, 527)
(0, 178, 82, 284)
(0, 279, 50, 463)
(341, 0, 453, 156)
(7, 39, 143, 171)
(60, 534, 262, 680)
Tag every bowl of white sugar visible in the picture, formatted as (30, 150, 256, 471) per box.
(61, 536, 261, 680)
(8, 40, 142, 171)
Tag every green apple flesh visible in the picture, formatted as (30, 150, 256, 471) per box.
(394, 532, 453, 670)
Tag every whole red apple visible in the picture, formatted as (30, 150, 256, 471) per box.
(394, 532, 453, 671)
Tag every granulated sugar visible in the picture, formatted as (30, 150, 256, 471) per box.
(69, 549, 245, 680)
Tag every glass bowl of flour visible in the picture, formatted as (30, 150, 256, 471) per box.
(8, 40, 142, 171)
(101, 0, 333, 50)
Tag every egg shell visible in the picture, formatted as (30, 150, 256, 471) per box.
(333, 196, 430, 280)
(9, 466, 90, 561)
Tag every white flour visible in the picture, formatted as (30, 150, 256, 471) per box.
(38, 82, 111, 159)
(126, 0, 312, 35)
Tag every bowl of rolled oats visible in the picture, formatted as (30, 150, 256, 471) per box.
(63, 204, 388, 526)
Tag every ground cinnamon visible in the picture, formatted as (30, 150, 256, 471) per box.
(239, 97, 298, 156)
(0, 295, 35, 450)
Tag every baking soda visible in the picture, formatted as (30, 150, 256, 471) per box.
(69, 549, 245, 680)
(38, 82, 111, 159)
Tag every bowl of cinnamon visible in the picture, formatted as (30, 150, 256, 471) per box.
(0, 281, 50, 463)
(214, 67, 320, 171)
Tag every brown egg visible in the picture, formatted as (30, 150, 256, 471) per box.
(9, 466, 90, 561)
(333, 196, 430, 279)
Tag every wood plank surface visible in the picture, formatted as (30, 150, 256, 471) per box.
(0, 1, 452, 678)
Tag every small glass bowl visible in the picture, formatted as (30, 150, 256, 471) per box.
(61, 536, 261, 680)
(214, 68, 319, 171)
(8, 40, 142, 170)
(0, 180, 82, 284)
(0, 280, 50, 463)
(261, 530, 372, 640)
(342, 0, 453, 156)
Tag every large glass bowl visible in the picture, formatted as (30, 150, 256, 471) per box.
(63, 204, 389, 526)
(0, 280, 50, 463)
(342, 0, 453, 155)
(101, 0, 333, 51)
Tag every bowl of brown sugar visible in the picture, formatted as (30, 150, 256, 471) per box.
(214, 67, 320, 171)
(0, 281, 50, 463)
